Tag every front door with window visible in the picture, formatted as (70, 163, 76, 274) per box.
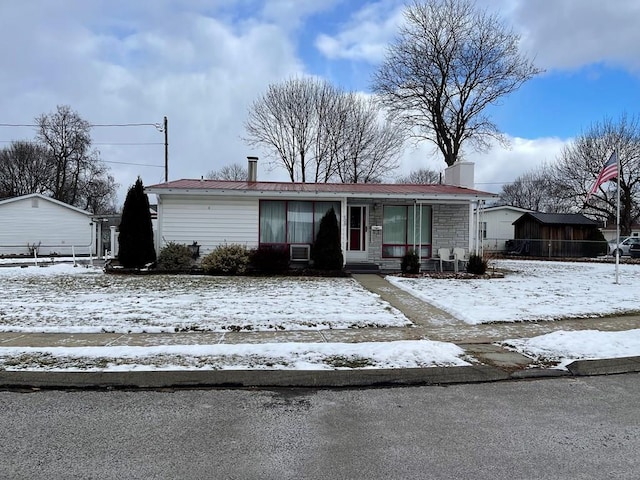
(346, 205, 368, 262)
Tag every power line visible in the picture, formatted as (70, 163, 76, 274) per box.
(102, 160, 163, 168)
(0, 122, 160, 127)
(0, 140, 163, 146)
(95, 142, 163, 146)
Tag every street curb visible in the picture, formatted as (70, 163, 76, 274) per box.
(566, 355, 640, 376)
(1, 357, 638, 390)
(0, 365, 509, 389)
(509, 368, 570, 379)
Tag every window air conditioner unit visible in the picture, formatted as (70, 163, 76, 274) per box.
(290, 244, 311, 262)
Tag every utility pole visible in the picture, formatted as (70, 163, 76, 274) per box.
(164, 116, 168, 182)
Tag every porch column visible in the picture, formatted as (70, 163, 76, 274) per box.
(469, 202, 475, 254)
(341, 199, 348, 266)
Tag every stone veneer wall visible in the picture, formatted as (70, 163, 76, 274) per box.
(431, 203, 470, 252)
(366, 202, 470, 272)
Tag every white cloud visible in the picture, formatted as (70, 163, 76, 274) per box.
(314, 0, 404, 63)
(395, 136, 569, 193)
(0, 1, 305, 202)
(260, 0, 342, 30)
(315, 0, 640, 73)
(491, 0, 640, 72)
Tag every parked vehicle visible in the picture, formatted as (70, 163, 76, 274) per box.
(608, 236, 640, 256)
(630, 242, 640, 258)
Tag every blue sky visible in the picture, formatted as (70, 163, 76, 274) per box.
(1, 0, 640, 204)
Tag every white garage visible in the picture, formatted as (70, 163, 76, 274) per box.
(0, 193, 97, 257)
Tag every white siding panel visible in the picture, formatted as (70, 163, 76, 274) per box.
(0, 197, 94, 256)
(159, 196, 259, 255)
(481, 209, 526, 252)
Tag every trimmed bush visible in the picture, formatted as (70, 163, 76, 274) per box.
(311, 208, 343, 270)
(157, 242, 194, 271)
(401, 249, 420, 274)
(466, 253, 488, 275)
(250, 245, 290, 273)
(201, 244, 250, 275)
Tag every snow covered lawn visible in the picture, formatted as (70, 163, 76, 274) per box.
(502, 329, 640, 369)
(388, 259, 640, 324)
(0, 264, 410, 333)
(0, 340, 470, 371)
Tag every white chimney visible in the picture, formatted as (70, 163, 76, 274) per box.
(444, 161, 474, 188)
(247, 156, 258, 182)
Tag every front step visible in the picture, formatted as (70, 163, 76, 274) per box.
(344, 263, 380, 274)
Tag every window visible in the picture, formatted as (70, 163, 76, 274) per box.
(259, 201, 286, 243)
(259, 200, 340, 246)
(382, 205, 432, 258)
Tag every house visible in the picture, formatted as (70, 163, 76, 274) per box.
(600, 223, 640, 242)
(146, 160, 497, 271)
(512, 212, 602, 257)
(475, 205, 533, 253)
(0, 193, 99, 257)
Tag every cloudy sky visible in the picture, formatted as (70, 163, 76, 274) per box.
(1, 0, 640, 205)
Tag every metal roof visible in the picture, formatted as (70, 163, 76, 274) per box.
(146, 179, 497, 200)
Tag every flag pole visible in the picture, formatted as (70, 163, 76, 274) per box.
(615, 147, 620, 284)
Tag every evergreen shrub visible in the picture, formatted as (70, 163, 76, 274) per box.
(157, 242, 194, 271)
(466, 253, 488, 275)
(250, 245, 290, 273)
(582, 228, 608, 257)
(400, 249, 420, 274)
(201, 244, 250, 275)
(118, 177, 156, 268)
(311, 208, 343, 270)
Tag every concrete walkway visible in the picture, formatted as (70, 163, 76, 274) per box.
(1, 273, 639, 388)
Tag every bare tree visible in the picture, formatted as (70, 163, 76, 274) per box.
(244, 77, 404, 183)
(372, 0, 541, 167)
(498, 164, 571, 213)
(206, 163, 248, 180)
(245, 77, 326, 182)
(0, 141, 51, 198)
(396, 168, 441, 184)
(553, 114, 640, 235)
(333, 95, 404, 183)
(35, 105, 116, 213)
(81, 163, 118, 214)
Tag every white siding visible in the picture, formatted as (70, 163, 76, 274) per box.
(0, 196, 94, 256)
(479, 208, 529, 252)
(158, 195, 259, 256)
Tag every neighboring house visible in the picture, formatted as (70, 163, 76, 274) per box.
(475, 205, 533, 253)
(146, 161, 497, 271)
(0, 193, 98, 257)
(600, 223, 640, 242)
(512, 212, 601, 257)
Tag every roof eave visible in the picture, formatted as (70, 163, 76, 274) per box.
(145, 187, 498, 202)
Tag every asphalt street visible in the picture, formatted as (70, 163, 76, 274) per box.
(1, 373, 638, 480)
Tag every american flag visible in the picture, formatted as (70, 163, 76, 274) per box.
(586, 150, 618, 202)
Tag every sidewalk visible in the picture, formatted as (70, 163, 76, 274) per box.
(1, 273, 639, 388)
